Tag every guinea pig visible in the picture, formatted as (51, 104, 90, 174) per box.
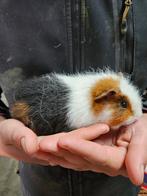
(10, 70, 143, 136)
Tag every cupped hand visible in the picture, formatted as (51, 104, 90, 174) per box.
(117, 113, 147, 185)
(39, 123, 128, 177)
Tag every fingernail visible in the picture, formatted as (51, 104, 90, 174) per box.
(21, 137, 27, 152)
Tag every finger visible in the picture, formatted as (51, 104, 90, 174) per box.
(125, 126, 146, 185)
(46, 153, 89, 171)
(58, 123, 110, 149)
(39, 133, 66, 152)
(0, 119, 38, 155)
(39, 135, 91, 169)
(59, 137, 126, 171)
(39, 124, 109, 153)
(31, 150, 76, 167)
(50, 147, 90, 169)
(33, 151, 81, 169)
(91, 165, 127, 177)
(67, 123, 110, 140)
(55, 161, 89, 171)
(116, 127, 132, 148)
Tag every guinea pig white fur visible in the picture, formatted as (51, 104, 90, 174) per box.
(11, 70, 143, 135)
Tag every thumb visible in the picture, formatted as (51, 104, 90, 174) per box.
(0, 119, 38, 155)
(125, 128, 146, 186)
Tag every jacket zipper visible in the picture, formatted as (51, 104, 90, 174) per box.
(65, 0, 74, 73)
(71, 0, 81, 73)
(67, 0, 86, 73)
(66, 3, 84, 195)
(66, 0, 134, 74)
(120, 0, 134, 75)
(80, 0, 86, 71)
(112, 0, 121, 72)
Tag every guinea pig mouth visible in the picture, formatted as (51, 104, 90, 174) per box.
(124, 117, 139, 126)
(111, 118, 139, 131)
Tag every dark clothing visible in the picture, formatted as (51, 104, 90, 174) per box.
(0, 0, 147, 195)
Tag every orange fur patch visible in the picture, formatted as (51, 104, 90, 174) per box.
(108, 95, 133, 127)
(91, 77, 133, 127)
(92, 77, 120, 96)
(11, 102, 31, 126)
(91, 77, 120, 114)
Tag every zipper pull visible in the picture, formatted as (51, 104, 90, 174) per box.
(121, 0, 132, 35)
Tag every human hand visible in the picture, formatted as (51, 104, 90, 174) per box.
(0, 118, 51, 165)
(117, 114, 147, 185)
(0, 118, 126, 177)
(39, 123, 128, 177)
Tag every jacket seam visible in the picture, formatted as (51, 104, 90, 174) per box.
(112, 0, 121, 72)
(131, 1, 136, 78)
(80, 0, 86, 71)
(65, 0, 74, 73)
(67, 169, 73, 196)
(72, 0, 81, 72)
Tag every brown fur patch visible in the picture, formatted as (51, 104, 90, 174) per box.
(11, 102, 31, 126)
(91, 77, 120, 114)
(108, 94, 133, 127)
(91, 77, 133, 127)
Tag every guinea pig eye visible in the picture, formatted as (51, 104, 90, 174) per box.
(120, 99, 128, 108)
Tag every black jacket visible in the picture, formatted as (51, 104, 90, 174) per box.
(0, 0, 146, 195)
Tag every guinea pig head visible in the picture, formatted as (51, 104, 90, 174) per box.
(91, 76, 143, 130)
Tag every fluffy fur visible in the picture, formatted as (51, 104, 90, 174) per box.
(10, 70, 143, 135)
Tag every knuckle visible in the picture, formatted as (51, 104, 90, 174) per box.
(58, 136, 69, 148)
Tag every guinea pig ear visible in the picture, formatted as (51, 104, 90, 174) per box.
(94, 89, 117, 103)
